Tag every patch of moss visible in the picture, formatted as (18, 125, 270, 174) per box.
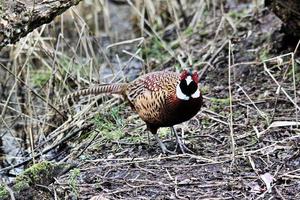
(110, 105, 124, 127)
(210, 97, 231, 112)
(211, 97, 231, 105)
(158, 127, 170, 138)
(126, 134, 145, 143)
(59, 57, 86, 74)
(141, 37, 168, 63)
(287, 62, 300, 83)
(183, 26, 194, 37)
(0, 184, 9, 199)
(201, 85, 210, 95)
(228, 10, 248, 20)
(103, 128, 124, 141)
(13, 161, 55, 192)
(201, 117, 210, 127)
(68, 168, 80, 196)
(259, 48, 270, 61)
(31, 70, 51, 87)
(93, 105, 125, 142)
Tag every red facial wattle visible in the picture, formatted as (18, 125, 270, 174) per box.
(180, 70, 189, 81)
(192, 72, 199, 84)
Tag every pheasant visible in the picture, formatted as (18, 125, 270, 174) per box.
(65, 70, 203, 153)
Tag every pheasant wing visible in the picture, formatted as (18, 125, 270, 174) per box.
(126, 71, 179, 125)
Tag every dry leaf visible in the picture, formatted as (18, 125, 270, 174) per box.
(260, 172, 274, 193)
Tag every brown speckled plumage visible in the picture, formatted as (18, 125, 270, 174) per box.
(126, 71, 179, 125)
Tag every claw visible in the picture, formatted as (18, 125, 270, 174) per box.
(171, 127, 194, 154)
(154, 134, 176, 154)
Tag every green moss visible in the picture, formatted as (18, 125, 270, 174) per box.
(259, 48, 270, 61)
(68, 168, 80, 196)
(287, 62, 300, 82)
(228, 10, 248, 20)
(103, 128, 124, 141)
(141, 37, 168, 63)
(201, 117, 210, 127)
(31, 70, 51, 87)
(0, 184, 9, 199)
(13, 161, 54, 192)
(110, 106, 124, 127)
(13, 178, 30, 193)
(92, 104, 150, 145)
(210, 97, 231, 112)
(93, 105, 125, 142)
(59, 57, 83, 73)
(183, 26, 194, 37)
(211, 97, 231, 105)
(126, 135, 144, 143)
(158, 127, 170, 138)
(200, 86, 210, 95)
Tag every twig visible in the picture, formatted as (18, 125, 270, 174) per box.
(228, 40, 235, 163)
(291, 53, 298, 127)
(106, 37, 144, 50)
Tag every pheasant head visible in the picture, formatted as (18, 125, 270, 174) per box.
(176, 69, 200, 101)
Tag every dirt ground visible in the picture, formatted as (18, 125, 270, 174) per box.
(0, 0, 300, 199)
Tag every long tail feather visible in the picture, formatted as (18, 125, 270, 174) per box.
(63, 83, 128, 101)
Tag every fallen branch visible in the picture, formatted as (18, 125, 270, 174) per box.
(0, 0, 83, 50)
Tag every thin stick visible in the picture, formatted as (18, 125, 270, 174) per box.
(228, 40, 235, 163)
(291, 53, 298, 128)
(293, 39, 300, 55)
(106, 37, 144, 50)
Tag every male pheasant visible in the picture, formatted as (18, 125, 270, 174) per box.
(66, 70, 203, 153)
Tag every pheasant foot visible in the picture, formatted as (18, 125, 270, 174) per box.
(154, 134, 176, 155)
(171, 127, 194, 154)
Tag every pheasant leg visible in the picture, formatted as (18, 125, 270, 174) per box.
(171, 127, 194, 154)
(154, 134, 175, 154)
